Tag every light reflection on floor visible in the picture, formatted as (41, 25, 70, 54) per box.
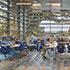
(0, 50, 70, 70)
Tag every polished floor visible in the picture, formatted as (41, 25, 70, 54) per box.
(0, 50, 70, 70)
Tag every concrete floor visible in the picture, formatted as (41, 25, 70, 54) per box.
(0, 50, 70, 70)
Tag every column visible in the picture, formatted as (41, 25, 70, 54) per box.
(7, 0, 10, 35)
(22, 6, 26, 41)
(17, 5, 20, 39)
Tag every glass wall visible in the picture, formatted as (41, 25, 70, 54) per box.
(0, 0, 21, 38)
(0, 0, 7, 36)
(39, 11, 70, 35)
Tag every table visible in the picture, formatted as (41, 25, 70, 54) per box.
(10, 44, 20, 48)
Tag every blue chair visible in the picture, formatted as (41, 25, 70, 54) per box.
(18, 42, 28, 51)
(33, 40, 38, 44)
(38, 43, 43, 51)
(57, 45, 65, 53)
(40, 44, 43, 49)
(0, 46, 11, 57)
(16, 43, 25, 52)
(68, 45, 70, 53)
(33, 40, 38, 50)
(23, 42, 28, 49)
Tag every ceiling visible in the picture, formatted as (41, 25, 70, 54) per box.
(39, 0, 70, 10)
(15, 0, 70, 10)
(62, 0, 70, 10)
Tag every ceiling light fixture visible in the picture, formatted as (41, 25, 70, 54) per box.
(46, 3, 61, 6)
(32, 3, 41, 7)
(16, 3, 32, 5)
(31, 1, 42, 12)
(52, 3, 61, 6)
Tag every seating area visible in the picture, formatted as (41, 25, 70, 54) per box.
(0, 41, 28, 61)
(0, 0, 70, 69)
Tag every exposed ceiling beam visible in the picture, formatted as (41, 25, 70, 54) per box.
(51, 0, 61, 3)
(16, 0, 32, 3)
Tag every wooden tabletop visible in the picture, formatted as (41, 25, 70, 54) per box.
(10, 44, 20, 48)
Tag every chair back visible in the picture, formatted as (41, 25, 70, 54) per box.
(57, 45, 65, 53)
